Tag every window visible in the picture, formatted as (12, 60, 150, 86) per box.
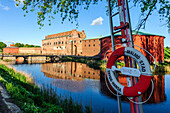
(84, 71, 86, 73)
(93, 44, 95, 46)
(88, 72, 90, 74)
(94, 40, 95, 42)
(54, 42, 55, 45)
(62, 41, 63, 44)
(85, 45, 86, 47)
(56, 42, 57, 45)
(89, 40, 90, 42)
(78, 33, 80, 38)
(93, 72, 95, 75)
(80, 40, 82, 43)
(50, 43, 51, 45)
(89, 44, 90, 47)
(59, 41, 60, 44)
(74, 40, 76, 43)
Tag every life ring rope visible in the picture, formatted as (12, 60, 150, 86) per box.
(106, 47, 152, 97)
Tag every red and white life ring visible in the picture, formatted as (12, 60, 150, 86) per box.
(106, 47, 152, 97)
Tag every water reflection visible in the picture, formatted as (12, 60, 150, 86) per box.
(143, 75, 166, 103)
(41, 62, 100, 80)
(40, 62, 166, 104)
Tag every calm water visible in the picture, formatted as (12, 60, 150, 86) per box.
(11, 62, 170, 113)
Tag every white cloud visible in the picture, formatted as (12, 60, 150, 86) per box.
(3, 41, 15, 43)
(3, 6, 10, 10)
(90, 17, 104, 26)
(0, 3, 10, 10)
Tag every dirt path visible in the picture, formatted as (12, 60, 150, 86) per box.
(0, 83, 21, 113)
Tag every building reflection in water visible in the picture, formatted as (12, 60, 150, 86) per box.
(41, 62, 165, 104)
(41, 62, 100, 92)
(41, 62, 100, 80)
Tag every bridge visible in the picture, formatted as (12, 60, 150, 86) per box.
(0, 54, 62, 62)
(0, 54, 100, 63)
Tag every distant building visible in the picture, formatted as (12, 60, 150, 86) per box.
(3, 46, 19, 54)
(19, 47, 42, 54)
(82, 31, 165, 63)
(42, 29, 86, 55)
(3, 45, 42, 54)
(42, 30, 165, 63)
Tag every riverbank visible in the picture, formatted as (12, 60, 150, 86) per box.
(60, 56, 170, 74)
(0, 60, 92, 113)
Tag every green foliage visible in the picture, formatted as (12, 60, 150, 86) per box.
(16, 0, 169, 28)
(0, 64, 92, 113)
(14, 42, 40, 47)
(164, 47, 170, 59)
(14, 43, 24, 47)
(0, 42, 7, 51)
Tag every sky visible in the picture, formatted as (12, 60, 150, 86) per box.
(0, 0, 169, 47)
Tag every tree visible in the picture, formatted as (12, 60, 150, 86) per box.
(0, 42, 7, 52)
(14, 43, 24, 47)
(16, 0, 169, 30)
(15, 43, 41, 47)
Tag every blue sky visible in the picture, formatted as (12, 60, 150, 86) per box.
(0, 0, 169, 47)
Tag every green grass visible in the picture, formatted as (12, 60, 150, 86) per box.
(164, 47, 170, 59)
(0, 64, 92, 113)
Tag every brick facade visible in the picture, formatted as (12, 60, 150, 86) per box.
(42, 30, 164, 63)
(19, 47, 42, 54)
(3, 47, 42, 54)
(42, 29, 86, 55)
(82, 38, 101, 57)
(3, 47, 19, 54)
(82, 33, 165, 63)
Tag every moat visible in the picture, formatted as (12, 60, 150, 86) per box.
(10, 62, 170, 113)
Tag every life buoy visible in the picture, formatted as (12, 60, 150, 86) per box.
(106, 47, 152, 97)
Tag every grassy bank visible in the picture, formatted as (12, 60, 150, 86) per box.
(61, 56, 106, 71)
(0, 64, 91, 113)
(60, 56, 170, 73)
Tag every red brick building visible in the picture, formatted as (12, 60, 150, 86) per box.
(42, 29, 86, 55)
(3, 46, 19, 54)
(82, 31, 165, 63)
(42, 30, 165, 63)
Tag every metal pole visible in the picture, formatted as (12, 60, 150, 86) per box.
(108, 1, 122, 113)
(125, 0, 144, 112)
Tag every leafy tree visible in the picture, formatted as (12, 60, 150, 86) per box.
(15, 43, 40, 47)
(15, 0, 169, 30)
(0, 42, 7, 52)
(14, 43, 24, 47)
